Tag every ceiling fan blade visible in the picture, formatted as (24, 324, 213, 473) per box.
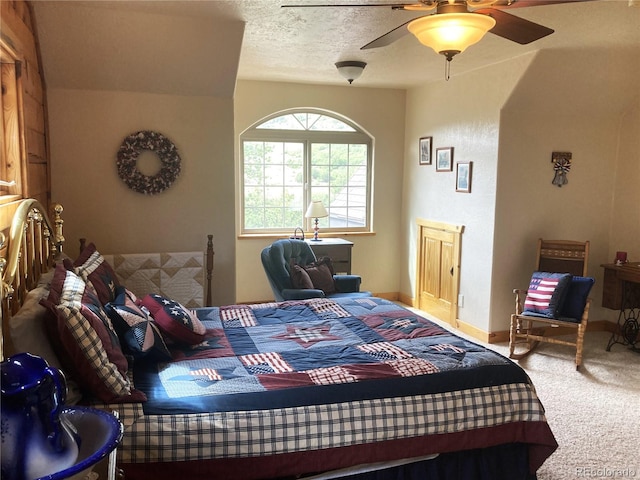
(475, 9, 553, 44)
(360, 17, 421, 49)
(281, 3, 421, 8)
(491, 0, 595, 9)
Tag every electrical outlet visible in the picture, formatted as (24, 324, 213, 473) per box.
(458, 294, 464, 307)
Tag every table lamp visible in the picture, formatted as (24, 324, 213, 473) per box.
(305, 201, 328, 241)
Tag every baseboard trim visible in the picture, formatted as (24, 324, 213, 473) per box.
(398, 292, 413, 306)
(393, 293, 617, 344)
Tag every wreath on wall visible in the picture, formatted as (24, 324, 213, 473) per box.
(116, 130, 181, 195)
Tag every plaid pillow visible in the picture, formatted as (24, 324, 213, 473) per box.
(41, 264, 146, 403)
(69, 243, 120, 305)
(523, 271, 572, 319)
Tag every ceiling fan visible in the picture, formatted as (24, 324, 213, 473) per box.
(282, 0, 593, 62)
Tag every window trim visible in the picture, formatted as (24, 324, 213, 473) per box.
(239, 108, 373, 236)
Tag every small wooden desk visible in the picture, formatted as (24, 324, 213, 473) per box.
(601, 262, 640, 351)
(306, 238, 353, 275)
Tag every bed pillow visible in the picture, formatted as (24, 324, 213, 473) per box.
(140, 294, 206, 345)
(68, 243, 120, 305)
(105, 287, 172, 361)
(291, 264, 314, 289)
(303, 257, 336, 294)
(559, 276, 595, 322)
(41, 264, 146, 403)
(523, 271, 572, 319)
(8, 280, 83, 405)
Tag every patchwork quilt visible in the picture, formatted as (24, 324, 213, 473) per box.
(110, 297, 557, 480)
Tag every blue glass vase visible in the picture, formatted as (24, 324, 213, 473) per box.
(1, 353, 80, 480)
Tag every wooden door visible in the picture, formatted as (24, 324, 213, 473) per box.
(417, 219, 463, 326)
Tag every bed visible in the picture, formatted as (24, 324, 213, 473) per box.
(1, 199, 557, 480)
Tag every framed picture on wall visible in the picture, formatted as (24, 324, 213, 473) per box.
(436, 147, 454, 172)
(419, 137, 432, 165)
(456, 162, 473, 193)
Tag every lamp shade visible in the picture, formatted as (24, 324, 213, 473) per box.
(408, 13, 496, 58)
(335, 61, 366, 84)
(305, 201, 328, 219)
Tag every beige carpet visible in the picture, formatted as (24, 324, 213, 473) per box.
(489, 332, 640, 480)
(406, 307, 640, 479)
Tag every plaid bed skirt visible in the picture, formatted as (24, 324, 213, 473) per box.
(99, 381, 548, 465)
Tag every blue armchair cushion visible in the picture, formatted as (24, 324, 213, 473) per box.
(559, 276, 595, 322)
(523, 272, 572, 318)
(334, 275, 362, 293)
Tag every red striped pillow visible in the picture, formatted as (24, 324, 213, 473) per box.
(523, 272, 572, 319)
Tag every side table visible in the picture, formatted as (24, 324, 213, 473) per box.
(306, 238, 353, 275)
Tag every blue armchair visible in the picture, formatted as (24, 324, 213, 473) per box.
(261, 239, 371, 302)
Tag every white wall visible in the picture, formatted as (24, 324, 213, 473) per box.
(234, 80, 406, 303)
(609, 101, 640, 262)
(492, 48, 640, 332)
(47, 89, 236, 306)
(401, 55, 534, 332)
(402, 46, 640, 335)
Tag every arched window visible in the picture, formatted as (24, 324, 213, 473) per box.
(240, 109, 373, 235)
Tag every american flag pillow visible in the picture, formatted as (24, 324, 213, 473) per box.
(141, 293, 206, 345)
(523, 272, 572, 318)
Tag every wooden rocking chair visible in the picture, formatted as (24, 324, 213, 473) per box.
(509, 239, 594, 370)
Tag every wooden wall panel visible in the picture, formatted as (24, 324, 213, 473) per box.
(1, 0, 50, 215)
(24, 91, 45, 134)
(26, 129, 46, 162)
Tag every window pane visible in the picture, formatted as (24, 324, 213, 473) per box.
(245, 207, 264, 229)
(242, 110, 370, 234)
(242, 140, 304, 231)
(330, 165, 348, 185)
(265, 142, 283, 164)
(243, 141, 265, 164)
(284, 207, 303, 227)
(265, 208, 284, 228)
(258, 114, 305, 130)
(265, 164, 284, 185)
(244, 186, 264, 208)
(310, 142, 368, 230)
(349, 144, 367, 165)
(257, 113, 356, 132)
(309, 116, 355, 132)
(244, 163, 263, 186)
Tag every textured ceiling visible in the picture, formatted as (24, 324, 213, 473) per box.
(32, 0, 640, 92)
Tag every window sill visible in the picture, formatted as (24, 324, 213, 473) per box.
(237, 231, 376, 240)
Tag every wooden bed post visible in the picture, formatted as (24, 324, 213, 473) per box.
(206, 234, 214, 307)
(53, 204, 65, 257)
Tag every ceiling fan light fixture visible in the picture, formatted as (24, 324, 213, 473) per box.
(408, 13, 496, 60)
(335, 60, 367, 84)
